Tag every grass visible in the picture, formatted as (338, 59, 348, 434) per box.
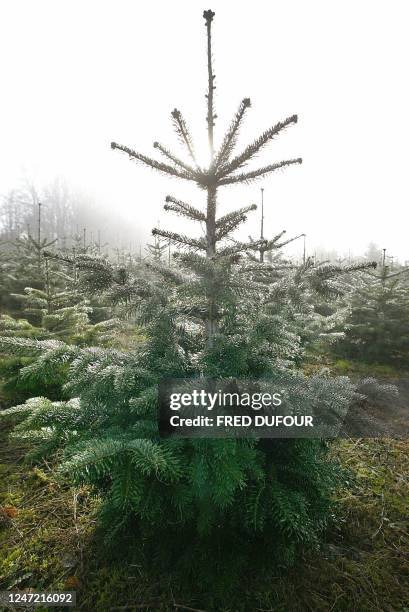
(0, 427, 96, 597)
(303, 354, 408, 380)
(331, 359, 404, 379)
(1, 421, 408, 611)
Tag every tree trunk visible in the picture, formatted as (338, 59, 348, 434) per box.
(205, 184, 218, 346)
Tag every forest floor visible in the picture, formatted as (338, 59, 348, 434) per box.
(0, 374, 408, 611)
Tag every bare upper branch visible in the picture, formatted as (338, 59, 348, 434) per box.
(218, 158, 302, 185)
(164, 196, 206, 222)
(171, 109, 198, 167)
(153, 142, 199, 177)
(218, 115, 298, 177)
(213, 98, 251, 170)
(111, 142, 196, 182)
(216, 204, 257, 229)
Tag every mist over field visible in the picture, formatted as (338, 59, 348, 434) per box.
(1, 0, 408, 261)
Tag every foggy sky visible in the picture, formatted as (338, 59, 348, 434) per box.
(1, 0, 408, 260)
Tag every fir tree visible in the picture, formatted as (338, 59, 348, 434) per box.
(1, 202, 58, 320)
(335, 263, 409, 366)
(111, 8, 301, 346)
(145, 230, 169, 262)
(11, 258, 91, 341)
(0, 9, 394, 598)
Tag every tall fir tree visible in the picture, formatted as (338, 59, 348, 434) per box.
(0, 9, 391, 598)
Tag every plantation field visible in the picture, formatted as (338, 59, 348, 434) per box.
(1, 8, 408, 609)
(1, 422, 407, 612)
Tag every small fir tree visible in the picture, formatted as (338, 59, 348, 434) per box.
(11, 259, 91, 341)
(335, 263, 409, 367)
(145, 232, 169, 262)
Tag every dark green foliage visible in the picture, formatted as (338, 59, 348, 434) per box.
(0, 315, 63, 407)
(0, 254, 366, 587)
(335, 265, 409, 367)
(0, 357, 66, 408)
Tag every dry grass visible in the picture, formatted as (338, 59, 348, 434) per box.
(0, 426, 97, 595)
(260, 438, 409, 612)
